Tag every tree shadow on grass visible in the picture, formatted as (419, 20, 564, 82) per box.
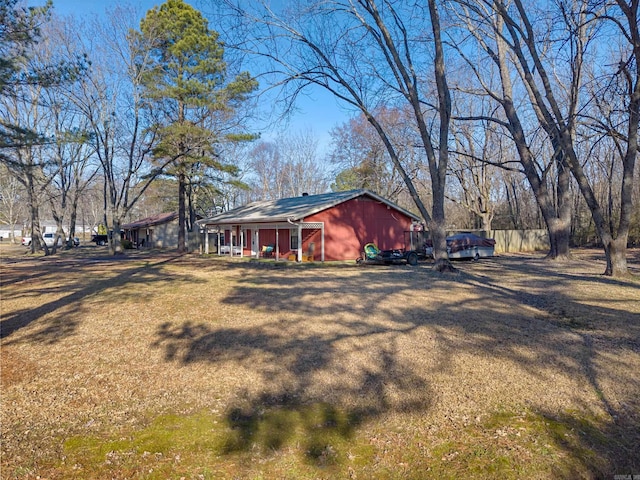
(531, 407, 640, 478)
(1, 254, 200, 344)
(153, 259, 640, 475)
(153, 317, 433, 465)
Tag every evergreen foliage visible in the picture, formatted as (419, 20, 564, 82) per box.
(135, 0, 257, 250)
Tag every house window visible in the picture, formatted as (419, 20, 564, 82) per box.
(290, 229, 299, 250)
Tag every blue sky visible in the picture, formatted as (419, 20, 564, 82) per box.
(31, 0, 352, 155)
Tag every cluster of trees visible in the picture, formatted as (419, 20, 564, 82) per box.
(326, 106, 639, 245)
(1, 0, 257, 253)
(1, 0, 638, 277)
(217, 0, 638, 276)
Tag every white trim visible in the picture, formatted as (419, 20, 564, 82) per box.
(199, 221, 325, 262)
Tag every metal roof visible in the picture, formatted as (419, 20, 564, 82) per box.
(197, 189, 421, 226)
(122, 212, 178, 229)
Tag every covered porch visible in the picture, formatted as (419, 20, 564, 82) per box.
(201, 221, 325, 262)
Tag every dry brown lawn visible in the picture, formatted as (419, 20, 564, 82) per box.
(1, 244, 639, 479)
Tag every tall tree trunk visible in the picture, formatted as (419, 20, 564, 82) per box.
(110, 216, 123, 255)
(178, 171, 186, 252)
(604, 236, 629, 276)
(547, 155, 572, 259)
(495, 23, 572, 261)
(498, 0, 636, 276)
(29, 196, 41, 253)
(68, 196, 78, 248)
(26, 170, 42, 254)
(480, 211, 493, 236)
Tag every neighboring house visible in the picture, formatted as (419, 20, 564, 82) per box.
(0, 227, 21, 241)
(197, 189, 421, 262)
(122, 212, 179, 249)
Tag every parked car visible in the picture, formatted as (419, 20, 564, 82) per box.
(67, 237, 80, 247)
(21, 233, 64, 248)
(425, 233, 496, 260)
(446, 233, 495, 260)
(43, 233, 63, 248)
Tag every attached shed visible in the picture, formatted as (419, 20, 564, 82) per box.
(122, 212, 179, 249)
(197, 189, 421, 262)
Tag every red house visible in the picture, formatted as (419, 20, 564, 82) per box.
(197, 189, 421, 262)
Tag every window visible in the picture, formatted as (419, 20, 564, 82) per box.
(290, 229, 299, 250)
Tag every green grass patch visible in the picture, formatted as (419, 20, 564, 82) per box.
(22, 405, 631, 479)
(422, 408, 611, 479)
(61, 402, 375, 479)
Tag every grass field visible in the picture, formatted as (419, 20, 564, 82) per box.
(1, 244, 639, 479)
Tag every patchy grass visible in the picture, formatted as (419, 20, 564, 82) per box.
(1, 244, 639, 478)
(60, 403, 372, 479)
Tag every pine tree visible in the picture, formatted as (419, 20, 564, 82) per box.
(136, 0, 257, 252)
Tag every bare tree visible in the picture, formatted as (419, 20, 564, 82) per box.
(448, 1, 579, 260)
(462, 0, 637, 275)
(247, 130, 329, 200)
(0, 2, 86, 254)
(218, 0, 455, 264)
(277, 129, 329, 197)
(66, 6, 170, 254)
(448, 109, 504, 233)
(1, 58, 54, 253)
(328, 108, 423, 205)
(248, 141, 285, 201)
(0, 163, 27, 242)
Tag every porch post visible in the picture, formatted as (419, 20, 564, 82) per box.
(275, 226, 279, 260)
(205, 226, 209, 254)
(255, 230, 260, 259)
(321, 224, 325, 262)
(297, 223, 302, 262)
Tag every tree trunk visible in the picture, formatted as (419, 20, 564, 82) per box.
(178, 171, 186, 253)
(546, 156, 572, 259)
(110, 216, 123, 255)
(480, 211, 493, 236)
(68, 197, 78, 249)
(27, 174, 42, 254)
(604, 236, 629, 277)
(547, 218, 571, 259)
(429, 217, 448, 263)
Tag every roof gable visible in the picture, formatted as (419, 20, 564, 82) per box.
(198, 190, 420, 225)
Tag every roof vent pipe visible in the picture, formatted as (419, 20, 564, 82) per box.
(302, 192, 309, 196)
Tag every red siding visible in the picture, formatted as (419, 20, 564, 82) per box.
(255, 228, 295, 258)
(306, 196, 414, 261)
(216, 194, 415, 261)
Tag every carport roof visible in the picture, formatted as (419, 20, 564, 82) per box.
(197, 189, 421, 225)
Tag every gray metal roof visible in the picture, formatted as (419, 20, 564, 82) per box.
(197, 189, 421, 225)
(122, 212, 178, 229)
